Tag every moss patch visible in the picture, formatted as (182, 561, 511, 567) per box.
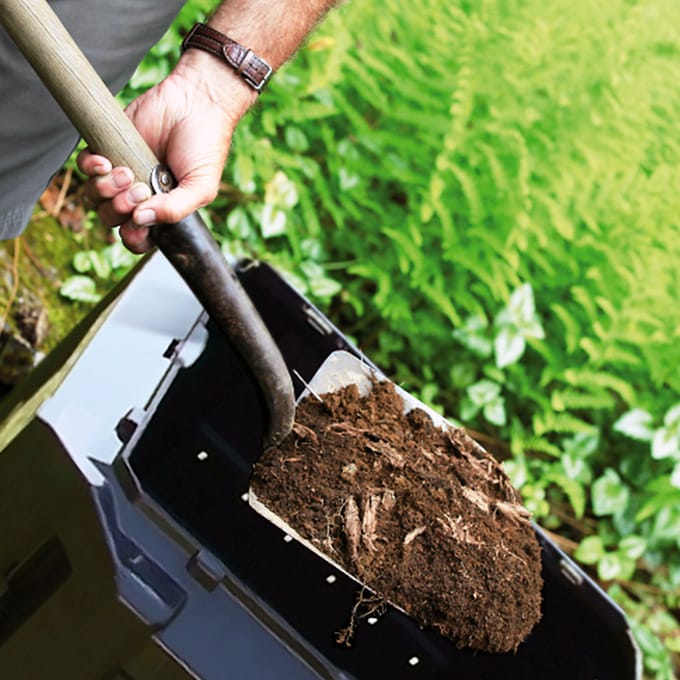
(0, 207, 114, 358)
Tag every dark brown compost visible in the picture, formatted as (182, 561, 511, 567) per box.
(251, 380, 543, 653)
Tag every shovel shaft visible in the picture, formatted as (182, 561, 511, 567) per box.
(0, 0, 295, 447)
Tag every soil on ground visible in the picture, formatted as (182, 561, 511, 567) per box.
(250, 379, 543, 653)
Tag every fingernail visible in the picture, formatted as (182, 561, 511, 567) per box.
(93, 162, 111, 175)
(112, 168, 133, 189)
(135, 208, 157, 226)
(128, 184, 151, 204)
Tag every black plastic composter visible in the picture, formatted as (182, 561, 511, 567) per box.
(0, 253, 640, 679)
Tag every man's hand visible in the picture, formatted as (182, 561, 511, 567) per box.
(78, 0, 336, 252)
(78, 49, 256, 253)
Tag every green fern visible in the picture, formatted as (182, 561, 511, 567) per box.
(533, 411, 599, 437)
(150, 3, 680, 673)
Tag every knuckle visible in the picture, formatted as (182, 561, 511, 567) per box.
(111, 193, 132, 215)
(98, 201, 126, 228)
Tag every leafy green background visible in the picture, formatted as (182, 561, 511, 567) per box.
(65, 0, 680, 676)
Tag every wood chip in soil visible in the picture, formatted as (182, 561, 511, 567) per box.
(251, 379, 543, 653)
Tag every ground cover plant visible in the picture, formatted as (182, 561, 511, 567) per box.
(45, 0, 680, 675)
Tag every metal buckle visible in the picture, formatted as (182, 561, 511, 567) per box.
(245, 63, 273, 92)
(237, 49, 273, 92)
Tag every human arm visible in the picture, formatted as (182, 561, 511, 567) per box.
(78, 0, 337, 252)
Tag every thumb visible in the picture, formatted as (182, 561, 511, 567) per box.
(132, 173, 219, 226)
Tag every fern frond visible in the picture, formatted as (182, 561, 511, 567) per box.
(533, 411, 598, 437)
(551, 389, 616, 412)
(562, 368, 636, 405)
(448, 164, 485, 226)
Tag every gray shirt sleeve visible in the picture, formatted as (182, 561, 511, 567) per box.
(0, 0, 186, 239)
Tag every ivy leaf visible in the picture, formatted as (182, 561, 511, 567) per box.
(597, 553, 620, 580)
(227, 207, 253, 239)
(502, 458, 528, 489)
(308, 276, 342, 299)
(663, 403, 680, 429)
(454, 332, 493, 357)
(671, 464, 680, 490)
(651, 505, 680, 545)
(285, 126, 309, 152)
(521, 484, 550, 518)
(449, 363, 476, 389)
(562, 432, 599, 459)
(265, 171, 298, 209)
(520, 317, 546, 340)
(574, 535, 605, 564)
(591, 468, 630, 517)
(619, 535, 647, 560)
(60, 276, 101, 304)
(463, 315, 489, 334)
(300, 238, 323, 260)
(562, 453, 591, 484)
(495, 326, 526, 368)
(652, 427, 680, 461)
(73, 251, 93, 273)
(598, 553, 635, 581)
(233, 154, 256, 193)
(460, 398, 480, 422)
(467, 379, 501, 407)
(496, 283, 538, 327)
(452, 315, 492, 357)
(494, 283, 544, 367)
(299, 261, 342, 299)
(88, 251, 112, 280)
(339, 167, 360, 191)
(613, 409, 655, 442)
(103, 242, 138, 271)
(260, 204, 287, 238)
(483, 397, 506, 426)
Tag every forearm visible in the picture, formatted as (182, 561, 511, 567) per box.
(208, 0, 338, 70)
(175, 0, 337, 121)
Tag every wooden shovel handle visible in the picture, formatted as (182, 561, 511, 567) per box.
(0, 0, 157, 182)
(0, 0, 295, 448)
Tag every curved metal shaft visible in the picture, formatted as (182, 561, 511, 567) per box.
(152, 215, 294, 447)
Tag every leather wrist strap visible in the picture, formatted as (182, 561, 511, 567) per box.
(181, 23, 273, 93)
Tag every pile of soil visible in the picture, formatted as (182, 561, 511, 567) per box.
(251, 379, 543, 653)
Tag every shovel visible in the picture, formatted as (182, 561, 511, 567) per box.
(2, 0, 543, 653)
(0, 0, 295, 449)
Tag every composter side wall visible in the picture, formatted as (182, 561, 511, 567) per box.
(0, 418, 165, 679)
